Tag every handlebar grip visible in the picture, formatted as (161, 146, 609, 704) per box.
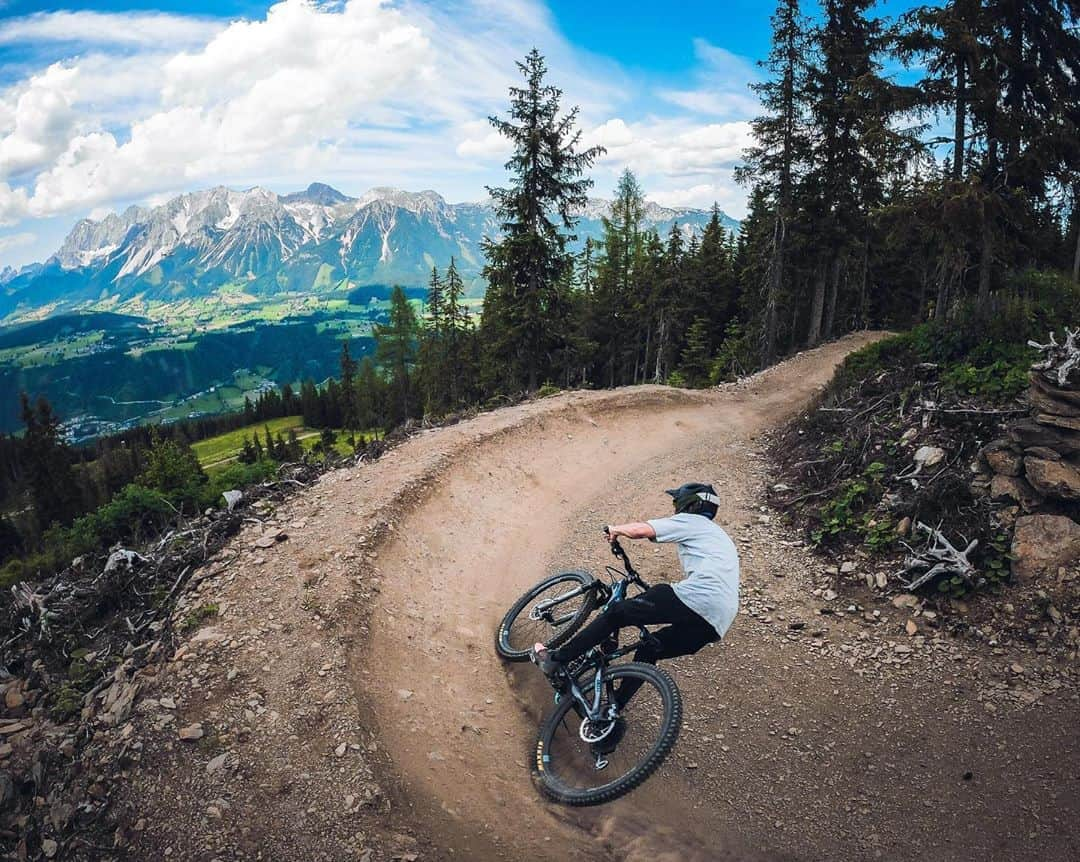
(602, 525, 610, 535)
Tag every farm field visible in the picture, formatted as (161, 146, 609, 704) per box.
(192, 415, 373, 473)
(191, 416, 307, 466)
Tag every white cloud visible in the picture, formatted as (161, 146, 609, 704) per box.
(454, 120, 512, 159)
(650, 176, 747, 218)
(0, 182, 29, 227)
(24, 0, 437, 216)
(0, 10, 223, 48)
(0, 64, 80, 180)
(0, 231, 35, 256)
(0, 0, 757, 238)
(586, 117, 753, 175)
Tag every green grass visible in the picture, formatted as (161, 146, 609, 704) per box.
(198, 421, 375, 475)
(192, 416, 307, 466)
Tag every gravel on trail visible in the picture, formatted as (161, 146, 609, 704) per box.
(104, 331, 1078, 862)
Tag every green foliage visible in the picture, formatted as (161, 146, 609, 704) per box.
(811, 479, 871, 545)
(981, 531, 1013, 589)
(709, 321, 757, 384)
(810, 461, 892, 547)
(139, 430, 208, 512)
(861, 515, 895, 553)
(374, 285, 421, 424)
(834, 274, 1080, 404)
(679, 317, 712, 387)
(50, 653, 98, 720)
(180, 602, 219, 633)
(480, 48, 605, 391)
(940, 357, 1030, 400)
(536, 382, 561, 398)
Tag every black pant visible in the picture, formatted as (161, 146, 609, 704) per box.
(551, 583, 719, 704)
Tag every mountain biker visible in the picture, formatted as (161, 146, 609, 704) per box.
(531, 482, 739, 699)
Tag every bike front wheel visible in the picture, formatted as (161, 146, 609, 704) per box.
(495, 570, 597, 662)
(532, 662, 682, 806)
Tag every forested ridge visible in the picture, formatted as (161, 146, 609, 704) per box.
(1, 0, 1078, 585)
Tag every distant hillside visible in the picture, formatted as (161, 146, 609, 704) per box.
(1, 183, 738, 321)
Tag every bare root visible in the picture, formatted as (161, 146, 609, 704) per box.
(898, 521, 980, 591)
(1028, 327, 1080, 387)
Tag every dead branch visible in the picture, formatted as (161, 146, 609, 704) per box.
(1028, 327, 1080, 387)
(897, 521, 980, 591)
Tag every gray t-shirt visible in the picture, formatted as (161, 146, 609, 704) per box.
(646, 513, 740, 637)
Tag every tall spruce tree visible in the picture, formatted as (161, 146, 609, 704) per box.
(480, 49, 605, 391)
(740, 0, 812, 364)
(594, 169, 646, 386)
(19, 394, 77, 532)
(339, 341, 358, 433)
(374, 285, 421, 425)
(803, 0, 897, 345)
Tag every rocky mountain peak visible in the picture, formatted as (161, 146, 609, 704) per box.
(282, 182, 354, 207)
(356, 187, 447, 215)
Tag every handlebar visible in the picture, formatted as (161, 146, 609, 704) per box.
(602, 525, 640, 582)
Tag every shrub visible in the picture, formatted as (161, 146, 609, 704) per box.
(665, 370, 688, 388)
(709, 321, 758, 384)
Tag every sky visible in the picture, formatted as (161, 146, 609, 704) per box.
(0, 0, 929, 268)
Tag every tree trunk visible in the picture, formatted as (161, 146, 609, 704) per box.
(934, 256, 950, 322)
(1073, 222, 1080, 285)
(1073, 188, 1080, 284)
(762, 213, 784, 366)
(978, 202, 993, 302)
(952, 56, 966, 182)
(653, 312, 666, 383)
(789, 273, 803, 354)
(823, 254, 841, 340)
(916, 261, 929, 324)
(857, 236, 869, 329)
(806, 264, 826, 348)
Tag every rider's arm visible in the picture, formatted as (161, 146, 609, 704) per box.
(606, 522, 656, 541)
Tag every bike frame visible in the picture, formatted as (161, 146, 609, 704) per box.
(549, 536, 657, 723)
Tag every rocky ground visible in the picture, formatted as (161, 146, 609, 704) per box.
(3, 331, 1078, 861)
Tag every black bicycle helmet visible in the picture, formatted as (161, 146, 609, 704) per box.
(666, 482, 720, 519)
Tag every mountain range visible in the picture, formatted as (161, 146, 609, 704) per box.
(0, 183, 738, 321)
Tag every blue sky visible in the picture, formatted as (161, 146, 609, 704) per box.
(0, 0, 931, 268)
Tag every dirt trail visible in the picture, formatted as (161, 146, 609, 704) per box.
(357, 333, 881, 860)
(121, 331, 1079, 862)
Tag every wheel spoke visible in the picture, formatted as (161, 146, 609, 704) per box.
(505, 579, 589, 651)
(542, 666, 669, 796)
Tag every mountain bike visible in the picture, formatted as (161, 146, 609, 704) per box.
(495, 529, 683, 806)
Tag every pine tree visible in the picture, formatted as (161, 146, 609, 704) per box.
(594, 169, 646, 386)
(19, 393, 78, 531)
(374, 285, 420, 425)
(339, 341, 358, 432)
(426, 265, 444, 335)
(679, 317, 712, 387)
(355, 356, 381, 432)
(442, 257, 475, 406)
(419, 266, 446, 414)
(300, 380, 321, 427)
(652, 224, 685, 382)
(239, 436, 257, 464)
(740, 0, 812, 364)
(286, 428, 303, 460)
(480, 49, 605, 391)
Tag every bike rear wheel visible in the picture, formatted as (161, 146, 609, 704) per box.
(533, 662, 682, 806)
(495, 571, 597, 662)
